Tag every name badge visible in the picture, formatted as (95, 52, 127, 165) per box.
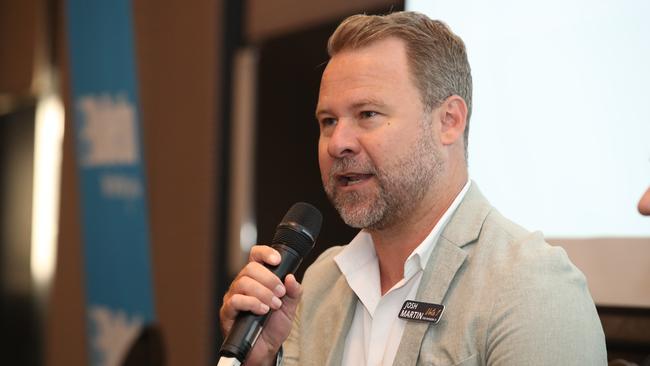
(398, 300, 444, 324)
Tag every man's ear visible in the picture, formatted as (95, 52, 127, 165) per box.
(438, 95, 468, 146)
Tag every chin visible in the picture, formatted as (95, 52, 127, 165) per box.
(337, 202, 387, 230)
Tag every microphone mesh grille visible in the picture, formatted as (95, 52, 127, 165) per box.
(280, 202, 322, 237)
(273, 202, 323, 257)
(272, 229, 314, 257)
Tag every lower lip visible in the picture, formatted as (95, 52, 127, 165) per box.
(338, 176, 373, 190)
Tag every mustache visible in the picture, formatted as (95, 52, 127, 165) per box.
(329, 157, 377, 175)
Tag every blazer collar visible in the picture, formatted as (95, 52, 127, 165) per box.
(440, 181, 492, 248)
(393, 182, 492, 366)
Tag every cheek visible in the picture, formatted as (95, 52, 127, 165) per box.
(318, 140, 330, 182)
(361, 136, 389, 166)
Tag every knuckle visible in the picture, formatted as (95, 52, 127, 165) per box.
(230, 293, 246, 308)
(233, 278, 252, 295)
(248, 261, 265, 273)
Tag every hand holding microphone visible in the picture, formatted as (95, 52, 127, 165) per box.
(219, 248, 301, 366)
(219, 203, 322, 365)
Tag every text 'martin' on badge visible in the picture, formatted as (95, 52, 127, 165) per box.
(399, 300, 445, 324)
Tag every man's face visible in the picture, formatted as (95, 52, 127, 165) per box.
(316, 37, 444, 230)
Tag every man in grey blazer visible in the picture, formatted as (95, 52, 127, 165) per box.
(220, 11, 607, 365)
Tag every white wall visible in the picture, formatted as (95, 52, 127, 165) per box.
(408, 0, 650, 306)
(408, 0, 650, 237)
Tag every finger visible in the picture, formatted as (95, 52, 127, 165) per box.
(233, 276, 284, 310)
(283, 274, 302, 300)
(222, 293, 271, 322)
(220, 292, 271, 335)
(271, 274, 302, 321)
(238, 262, 286, 298)
(248, 245, 281, 266)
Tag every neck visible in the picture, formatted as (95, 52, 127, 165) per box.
(369, 169, 467, 294)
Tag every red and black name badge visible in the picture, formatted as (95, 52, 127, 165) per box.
(398, 300, 445, 324)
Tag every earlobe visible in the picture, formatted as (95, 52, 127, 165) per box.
(440, 96, 467, 146)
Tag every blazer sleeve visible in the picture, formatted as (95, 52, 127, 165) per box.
(484, 234, 607, 365)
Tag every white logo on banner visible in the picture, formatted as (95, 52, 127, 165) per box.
(77, 94, 139, 166)
(89, 306, 143, 366)
(100, 174, 142, 199)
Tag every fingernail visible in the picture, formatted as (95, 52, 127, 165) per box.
(260, 303, 270, 313)
(271, 296, 282, 309)
(274, 284, 286, 297)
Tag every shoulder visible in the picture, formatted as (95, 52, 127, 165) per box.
(473, 211, 607, 363)
(477, 209, 585, 291)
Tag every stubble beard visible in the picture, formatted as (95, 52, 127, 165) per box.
(323, 123, 442, 230)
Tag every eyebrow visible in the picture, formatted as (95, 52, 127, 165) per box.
(351, 98, 387, 109)
(315, 98, 387, 119)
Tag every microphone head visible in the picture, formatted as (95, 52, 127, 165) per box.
(272, 202, 323, 257)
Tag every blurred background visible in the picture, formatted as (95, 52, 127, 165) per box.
(0, 0, 648, 365)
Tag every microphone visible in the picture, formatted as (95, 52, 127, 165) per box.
(218, 202, 322, 365)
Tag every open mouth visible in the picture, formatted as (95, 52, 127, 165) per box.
(336, 173, 373, 187)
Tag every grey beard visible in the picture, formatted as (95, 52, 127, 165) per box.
(323, 130, 442, 230)
(328, 178, 390, 229)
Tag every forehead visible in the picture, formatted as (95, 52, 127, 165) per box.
(317, 37, 418, 110)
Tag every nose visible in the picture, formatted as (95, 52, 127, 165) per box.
(326, 119, 360, 158)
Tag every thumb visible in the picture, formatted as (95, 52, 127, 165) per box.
(281, 274, 302, 309)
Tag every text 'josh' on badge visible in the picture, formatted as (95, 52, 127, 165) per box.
(398, 300, 445, 324)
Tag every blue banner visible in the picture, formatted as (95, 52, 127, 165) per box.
(65, 1, 156, 365)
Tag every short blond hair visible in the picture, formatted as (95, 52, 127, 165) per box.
(328, 11, 473, 154)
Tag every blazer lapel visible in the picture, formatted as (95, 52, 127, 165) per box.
(321, 276, 357, 366)
(393, 183, 492, 366)
(393, 239, 467, 366)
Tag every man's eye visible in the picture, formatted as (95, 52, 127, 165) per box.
(360, 111, 378, 119)
(320, 117, 337, 127)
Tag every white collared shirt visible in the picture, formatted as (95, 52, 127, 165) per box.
(333, 180, 471, 366)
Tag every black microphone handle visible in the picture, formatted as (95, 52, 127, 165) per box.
(219, 244, 303, 362)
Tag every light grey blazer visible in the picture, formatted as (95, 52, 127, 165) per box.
(283, 183, 607, 365)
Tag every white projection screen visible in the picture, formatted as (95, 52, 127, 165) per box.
(407, 0, 650, 306)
